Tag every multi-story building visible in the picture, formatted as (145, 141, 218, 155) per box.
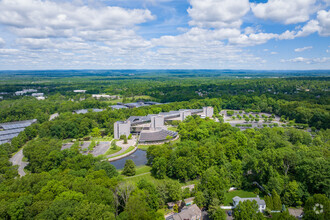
(150, 115, 165, 131)
(180, 110, 192, 121)
(203, 106, 214, 118)
(114, 121, 131, 139)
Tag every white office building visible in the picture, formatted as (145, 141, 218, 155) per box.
(150, 115, 165, 131)
(114, 121, 131, 139)
(32, 93, 44, 97)
(180, 110, 192, 121)
(74, 90, 86, 93)
(203, 107, 214, 118)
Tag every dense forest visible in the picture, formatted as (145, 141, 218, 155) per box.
(0, 72, 329, 219)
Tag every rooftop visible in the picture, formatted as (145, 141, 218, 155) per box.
(139, 129, 177, 143)
(111, 105, 128, 109)
(233, 196, 266, 206)
(0, 119, 37, 145)
(166, 204, 201, 220)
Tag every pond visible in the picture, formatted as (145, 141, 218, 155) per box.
(110, 149, 147, 170)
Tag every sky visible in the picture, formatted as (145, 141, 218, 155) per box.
(0, 0, 329, 70)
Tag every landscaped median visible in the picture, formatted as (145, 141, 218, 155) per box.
(108, 146, 137, 161)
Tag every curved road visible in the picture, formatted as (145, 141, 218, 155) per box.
(9, 149, 28, 177)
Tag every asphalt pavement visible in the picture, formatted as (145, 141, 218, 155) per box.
(9, 149, 28, 177)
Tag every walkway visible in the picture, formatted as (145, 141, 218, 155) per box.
(9, 149, 28, 177)
(106, 137, 137, 158)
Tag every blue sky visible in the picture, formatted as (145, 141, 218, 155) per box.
(0, 0, 329, 70)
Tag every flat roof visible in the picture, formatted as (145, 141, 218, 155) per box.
(139, 129, 177, 142)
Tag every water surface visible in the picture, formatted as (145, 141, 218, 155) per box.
(110, 149, 147, 169)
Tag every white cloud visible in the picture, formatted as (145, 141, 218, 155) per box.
(271, 51, 278, 54)
(0, 0, 154, 31)
(317, 10, 330, 36)
(0, 37, 5, 47)
(0, 0, 155, 52)
(229, 32, 278, 46)
(251, 0, 318, 24)
(295, 46, 313, 52)
(296, 10, 330, 37)
(278, 30, 296, 40)
(188, 0, 250, 28)
(281, 56, 330, 64)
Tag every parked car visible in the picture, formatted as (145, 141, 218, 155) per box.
(227, 211, 232, 216)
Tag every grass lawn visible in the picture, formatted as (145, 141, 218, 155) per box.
(167, 126, 178, 132)
(124, 172, 155, 183)
(120, 165, 154, 183)
(104, 146, 122, 156)
(138, 145, 150, 151)
(109, 146, 135, 158)
(223, 190, 257, 206)
(135, 165, 152, 175)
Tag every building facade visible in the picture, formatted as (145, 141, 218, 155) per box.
(233, 196, 266, 213)
(180, 110, 192, 121)
(150, 115, 165, 131)
(114, 121, 131, 139)
(203, 106, 214, 118)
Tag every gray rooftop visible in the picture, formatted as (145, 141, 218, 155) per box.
(166, 204, 201, 220)
(0, 119, 37, 145)
(0, 119, 37, 130)
(74, 109, 104, 114)
(139, 129, 177, 143)
(111, 105, 128, 109)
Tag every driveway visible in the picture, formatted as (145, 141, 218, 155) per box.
(9, 149, 28, 177)
(106, 137, 137, 158)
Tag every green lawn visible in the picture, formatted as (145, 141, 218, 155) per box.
(109, 146, 135, 158)
(223, 190, 257, 206)
(104, 146, 122, 156)
(135, 165, 152, 175)
(120, 165, 154, 183)
(138, 145, 150, 151)
(119, 165, 151, 175)
(167, 126, 178, 132)
(123, 172, 155, 183)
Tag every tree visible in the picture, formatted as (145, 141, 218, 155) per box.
(198, 167, 230, 204)
(120, 135, 128, 144)
(264, 195, 273, 210)
(111, 140, 118, 150)
(209, 198, 226, 220)
(91, 127, 101, 137)
(173, 204, 178, 213)
(122, 160, 136, 176)
(151, 157, 167, 179)
(88, 140, 96, 151)
(282, 181, 301, 207)
(233, 200, 264, 220)
(303, 194, 329, 220)
(194, 191, 206, 208)
(272, 190, 282, 211)
(212, 209, 227, 220)
(94, 161, 118, 178)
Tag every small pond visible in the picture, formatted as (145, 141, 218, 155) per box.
(110, 149, 147, 170)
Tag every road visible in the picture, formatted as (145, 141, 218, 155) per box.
(9, 149, 28, 177)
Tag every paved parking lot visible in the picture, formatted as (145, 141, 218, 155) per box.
(61, 141, 111, 156)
